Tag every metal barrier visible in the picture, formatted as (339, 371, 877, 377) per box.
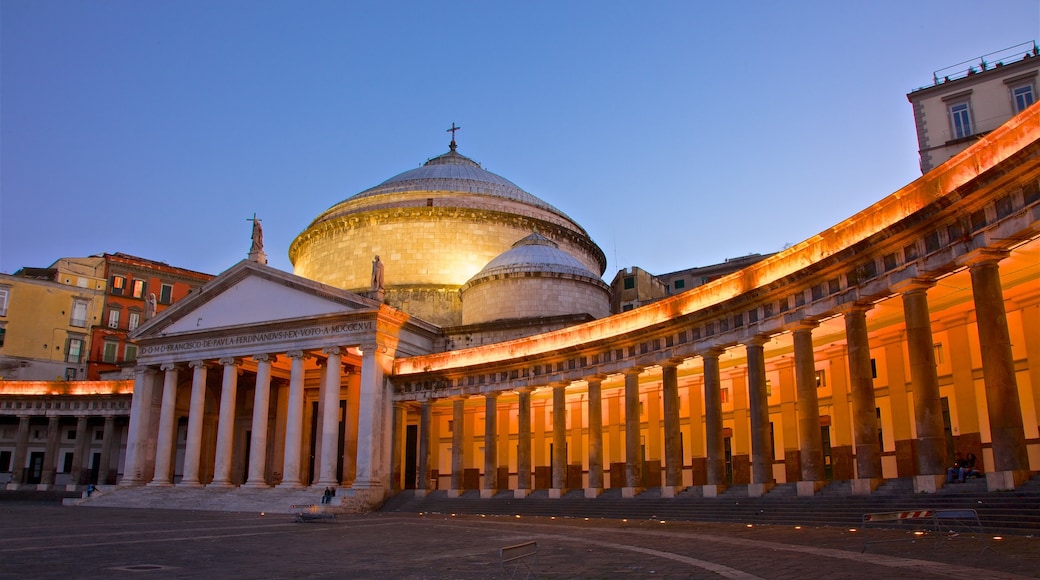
(500, 541, 538, 579)
(861, 509, 987, 552)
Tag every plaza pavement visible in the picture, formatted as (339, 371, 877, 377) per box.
(0, 503, 1037, 579)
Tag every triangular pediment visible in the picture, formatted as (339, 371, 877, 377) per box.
(133, 261, 380, 338)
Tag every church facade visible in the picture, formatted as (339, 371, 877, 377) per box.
(118, 109, 1040, 511)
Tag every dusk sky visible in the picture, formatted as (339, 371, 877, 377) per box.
(2, 1, 1038, 279)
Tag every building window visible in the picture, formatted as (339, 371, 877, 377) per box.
(933, 343, 944, 365)
(70, 299, 88, 327)
(1012, 83, 1035, 112)
(949, 102, 972, 139)
(159, 283, 174, 304)
(0, 324, 5, 347)
(447, 420, 453, 433)
(66, 338, 84, 363)
(623, 277, 635, 290)
(65, 368, 77, 381)
(107, 309, 120, 329)
(125, 343, 138, 362)
(131, 279, 147, 299)
(765, 379, 772, 397)
(110, 275, 126, 296)
(128, 312, 141, 332)
(0, 450, 11, 472)
(622, 304, 634, 312)
(815, 370, 826, 388)
(66, 429, 76, 440)
(62, 452, 73, 473)
(720, 388, 729, 404)
(870, 358, 878, 379)
(103, 341, 118, 363)
(0, 286, 8, 316)
(673, 279, 685, 290)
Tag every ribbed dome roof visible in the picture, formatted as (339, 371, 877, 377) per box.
(467, 232, 598, 282)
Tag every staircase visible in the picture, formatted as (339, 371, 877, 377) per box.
(380, 474, 1040, 535)
(67, 485, 337, 515)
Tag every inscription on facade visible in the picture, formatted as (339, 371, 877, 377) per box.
(141, 322, 374, 355)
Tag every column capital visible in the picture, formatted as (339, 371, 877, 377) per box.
(957, 247, 1009, 269)
(253, 353, 274, 364)
(188, 360, 208, 370)
(321, 346, 343, 357)
(583, 374, 607, 384)
(218, 357, 239, 367)
(160, 363, 178, 372)
(891, 277, 935, 294)
(622, 366, 644, 376)
(484, 391, 499, 399)
(286, 350, 307, 360)
(833, 300, 875, 315)
(745, 334, 771, 347)
(697, 347, 726, 359)
(787, 320, 819, 333)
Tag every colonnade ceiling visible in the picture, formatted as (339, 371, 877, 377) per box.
(391, 105, 1040, 401)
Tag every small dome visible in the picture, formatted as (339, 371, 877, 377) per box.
(467, 232, 597, 282)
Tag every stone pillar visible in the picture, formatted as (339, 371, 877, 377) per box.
(449, 397, 466, 497)
(40, 416, 60, 488)
(550, 384, 567, 498)
(7, 416, 30, 489)
(390, 403, 407, 493)
(69, 416, 90, 488)
(180, 361, 209, 486)
(515, 388, 533, 498)
(661, 363, 684, 497)
(843, 305, 883, 494)
(482, 393, 499, 498)
(792, 323, 824, 496)
(416, 399, 432, 497)
(343, 369, 360, 486)
(244, 354, 274, 487)
(898, 280, 947, 492)
(746, 337, 774, 496)
(623, 368, 644, 497)
(278, 351, 307, 488)
(586, 378, 604, 498)
(149, 363, 180, 486)
(353, 343, 393, 498)
(315, 347, 343, 487)
(702, 350, 725, 496)
(209, 357, 239, 487)
(98, 416, 117, 485)
(966, 252, 1031, 489)
(121, 366, 158, 485)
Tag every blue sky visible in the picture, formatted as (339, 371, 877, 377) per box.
(2, 1, 1038, 278)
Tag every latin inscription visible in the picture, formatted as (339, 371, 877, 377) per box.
(140, 322, 374, 355)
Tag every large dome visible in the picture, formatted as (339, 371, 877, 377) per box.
(290, 143, 607, 327)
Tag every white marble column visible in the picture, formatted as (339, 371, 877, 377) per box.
(244, 354, 274, 487)
(209, 357, 239, 487)
(179, 361, 209, 487)
(149, 363, 180, 486)
(7, 416, 30, 489)
(353, 343, 393, 495)
(121, 366, 158, 485)
(40, 416, 60, 488)
(69, 416, 91, 488)
(277, 351, 307, 488)
(315, 347, 343, 487)
(97, 416, 117, 485)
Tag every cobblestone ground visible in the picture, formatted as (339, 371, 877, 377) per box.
(0, 504, 1037, 579)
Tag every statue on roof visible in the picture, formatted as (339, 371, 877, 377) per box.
(371, 255, 384, 292)
(249, 214, 264, 253)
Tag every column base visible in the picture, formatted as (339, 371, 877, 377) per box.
(240, 481, 270, 489)
(660, 485, 686, 498)
(622, 486, 643, 498)
(747, 483, 774, 497)
(276, 482, 304, 489)
(118, 478, 146, 487)
(207, 481, 235, 488)
(447, 489, 464, 498)
(479, 488, 497, 499)
(5, 483, 21, 491)
(986, 470, 1031, 491)
(514, 488, 531, 499)
(414, 489, 430, 498)
(65, 484, 81, 492)
(913, 474, 945, 493)
(584, 487, 603, 499)
(36, 483, 54, 491)
(548, 488, 567, 499)
(851, 478, 881, 496)
(701, 484, 724, 498)
(177, 481, 204, 488)
(146, 481, 174, 487)
(796, 480, 825, 497)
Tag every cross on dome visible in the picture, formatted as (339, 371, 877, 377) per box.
(447, 122, 461, 151)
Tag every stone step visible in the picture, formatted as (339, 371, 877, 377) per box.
(68, 485, 341, 516)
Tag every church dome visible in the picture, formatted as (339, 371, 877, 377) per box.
(289, 141, 607, 327)
(460, 232, 610, 325)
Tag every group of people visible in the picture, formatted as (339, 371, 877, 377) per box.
(946, 452, 982, 483)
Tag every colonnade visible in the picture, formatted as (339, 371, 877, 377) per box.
(2, 411, 125, 490)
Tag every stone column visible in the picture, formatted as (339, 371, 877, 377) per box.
(390, 403, 407, 493)
(449, 397, 466, 497)
(40, 416, 60, 488)
(342, 369, 360, 486)
(244, 354, 274, 487)
(353, 344, 393, 498)
(586, 378, 604, 498)
(966, 252, 1031, 489)
(843, 305, 883, 494)
(702, 350, 725, 496)
(121, 366, 158, 485)
(898, 280, 947, 492)
(550, 384, 568, 498)
(416, 399, 432, 497)
(277, 351, 307, 488)
(661, 363, 684, 497)
(7, 416, 30, 489)
(149, 363, 180, 486)
(315, 347, 343, 487)
(69, 416, 90, 488)
(792, 323, 824, 496)
(746, 337, 774, 496)
(180, 361, 209, 486)
(515, 388, 533, 498)
(482, 393, 499, 498)
(209, 357, 239, 487)
(623, 368, 644, 497)
(98, 416, 117, 485)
